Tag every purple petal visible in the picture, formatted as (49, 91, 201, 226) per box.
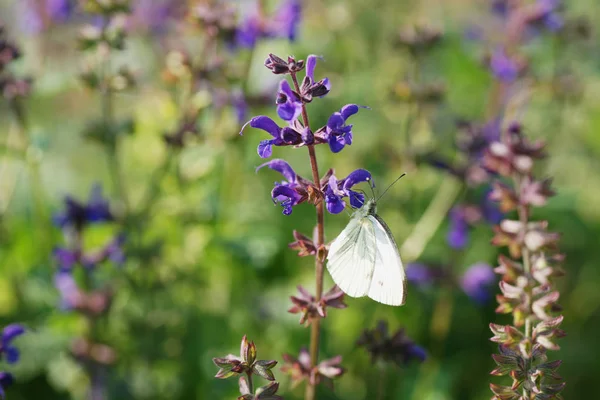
(342, 169, 372, 190)
(231, 91, 248, 124)
(53, 248, 78, 270)
(257, 140, 274, 158)
(54, 271, 78, 311)
(348, 190, 366, 209)
(279, 79, 295, 98)
(250, 116, 282, 138)
(273, 0, 302, 40)
(406, 263, 434, 287)
(2, 324, 25, 344)
(256, 159, 296, 183)
(327, 112, 344, 130)
(461, 263, 496, 304)
(408, 345, 427, 361)
(277, 102, 302, 122)
(271, 185, 302, 215)
(322, 77, 331, 93)
(306, 55, 317, 82)
(4, 346, 20, 364)
(490, 48, 518, 83)
(340, 104, 360, 120)
(328, 133, 345, 153)
(281, 126, 302, 143)
(447, 207, 468, 249)
(325, 188, 345, 214)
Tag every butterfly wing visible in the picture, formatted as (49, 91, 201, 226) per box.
(366, 215, 406, 306)
(326, 216, 376, 298)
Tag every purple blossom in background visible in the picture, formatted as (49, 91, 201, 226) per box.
(18, 0, 75, 34)
(0, 324, 25, 397)
(230, 90, 248, 124)
(405, 263, 437, 288)
(53, 184, 113, 230)
(461, 263, 496, 304)
(235, 0, 302, 48)
(447, 206, 469, 249)
(1, 325, 25, 364)
(130, 0, 184, 33)
(53, 247, 79, 271)
(46, 0, 74, 22)
(54, 271, 79, 311)
(489, 48, 519, 82)
(53, 234, 126, 271)
(271, 0, 301, 40)
(324, 169, 372, 214)
(537, 0, 564, 31)
(481, 187, 503, 224)
(490, 0, 509, 17)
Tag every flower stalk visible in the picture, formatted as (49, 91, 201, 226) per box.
(485, 124, 565, 399)
(289, 69, 324, 400)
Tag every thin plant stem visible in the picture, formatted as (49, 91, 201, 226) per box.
(376, 365, 387, 400)
(514, 173, 533, 399)
(290, 71, 324, 400)
(400, 177, 462, 261)
(99, 18, 129, 213)
(3, 98, 52, 261)
(246, 372, 254, 395)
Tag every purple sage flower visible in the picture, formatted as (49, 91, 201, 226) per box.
(322, 104, 367, 153)
(276, 80, 302, 122)
(53, 247, 79, 271)
(270, 0, 302, 40)
(461, 262, 496, 304)
(489, 48, 520, 83)
(537, 0, 563, 31)
(406, 263, 437, 288)
(447, 206, 469, 249)
(53, 184, 113, 230)
(257, 159, 307, 215)
(234, 0, 302, 48)
(231, 89, 248, 124)
(54, 271, 80, 311)
(0, 324, 25, 364)
(324, 169, 372, 214)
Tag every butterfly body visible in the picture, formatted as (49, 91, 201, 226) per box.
(326, 198, 407, 306)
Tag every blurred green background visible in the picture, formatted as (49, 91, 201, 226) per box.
(1, 0, 600, 399)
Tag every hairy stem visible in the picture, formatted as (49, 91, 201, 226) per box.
(246, 372, 254, 395)
(515, 174, 533, 399)
(290, 71, 324, 400)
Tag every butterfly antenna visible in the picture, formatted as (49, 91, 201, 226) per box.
(376, 173, 406, 202)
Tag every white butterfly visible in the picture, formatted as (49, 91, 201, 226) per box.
(326, 196, 406, 306)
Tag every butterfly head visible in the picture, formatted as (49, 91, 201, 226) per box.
(364, 198, 377, 215)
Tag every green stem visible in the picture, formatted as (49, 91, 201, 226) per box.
(99, 18, 129, 213)
(4, 98, 52, 261)
(400, 177, 462, 261)
(246, 372, 254, 395)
